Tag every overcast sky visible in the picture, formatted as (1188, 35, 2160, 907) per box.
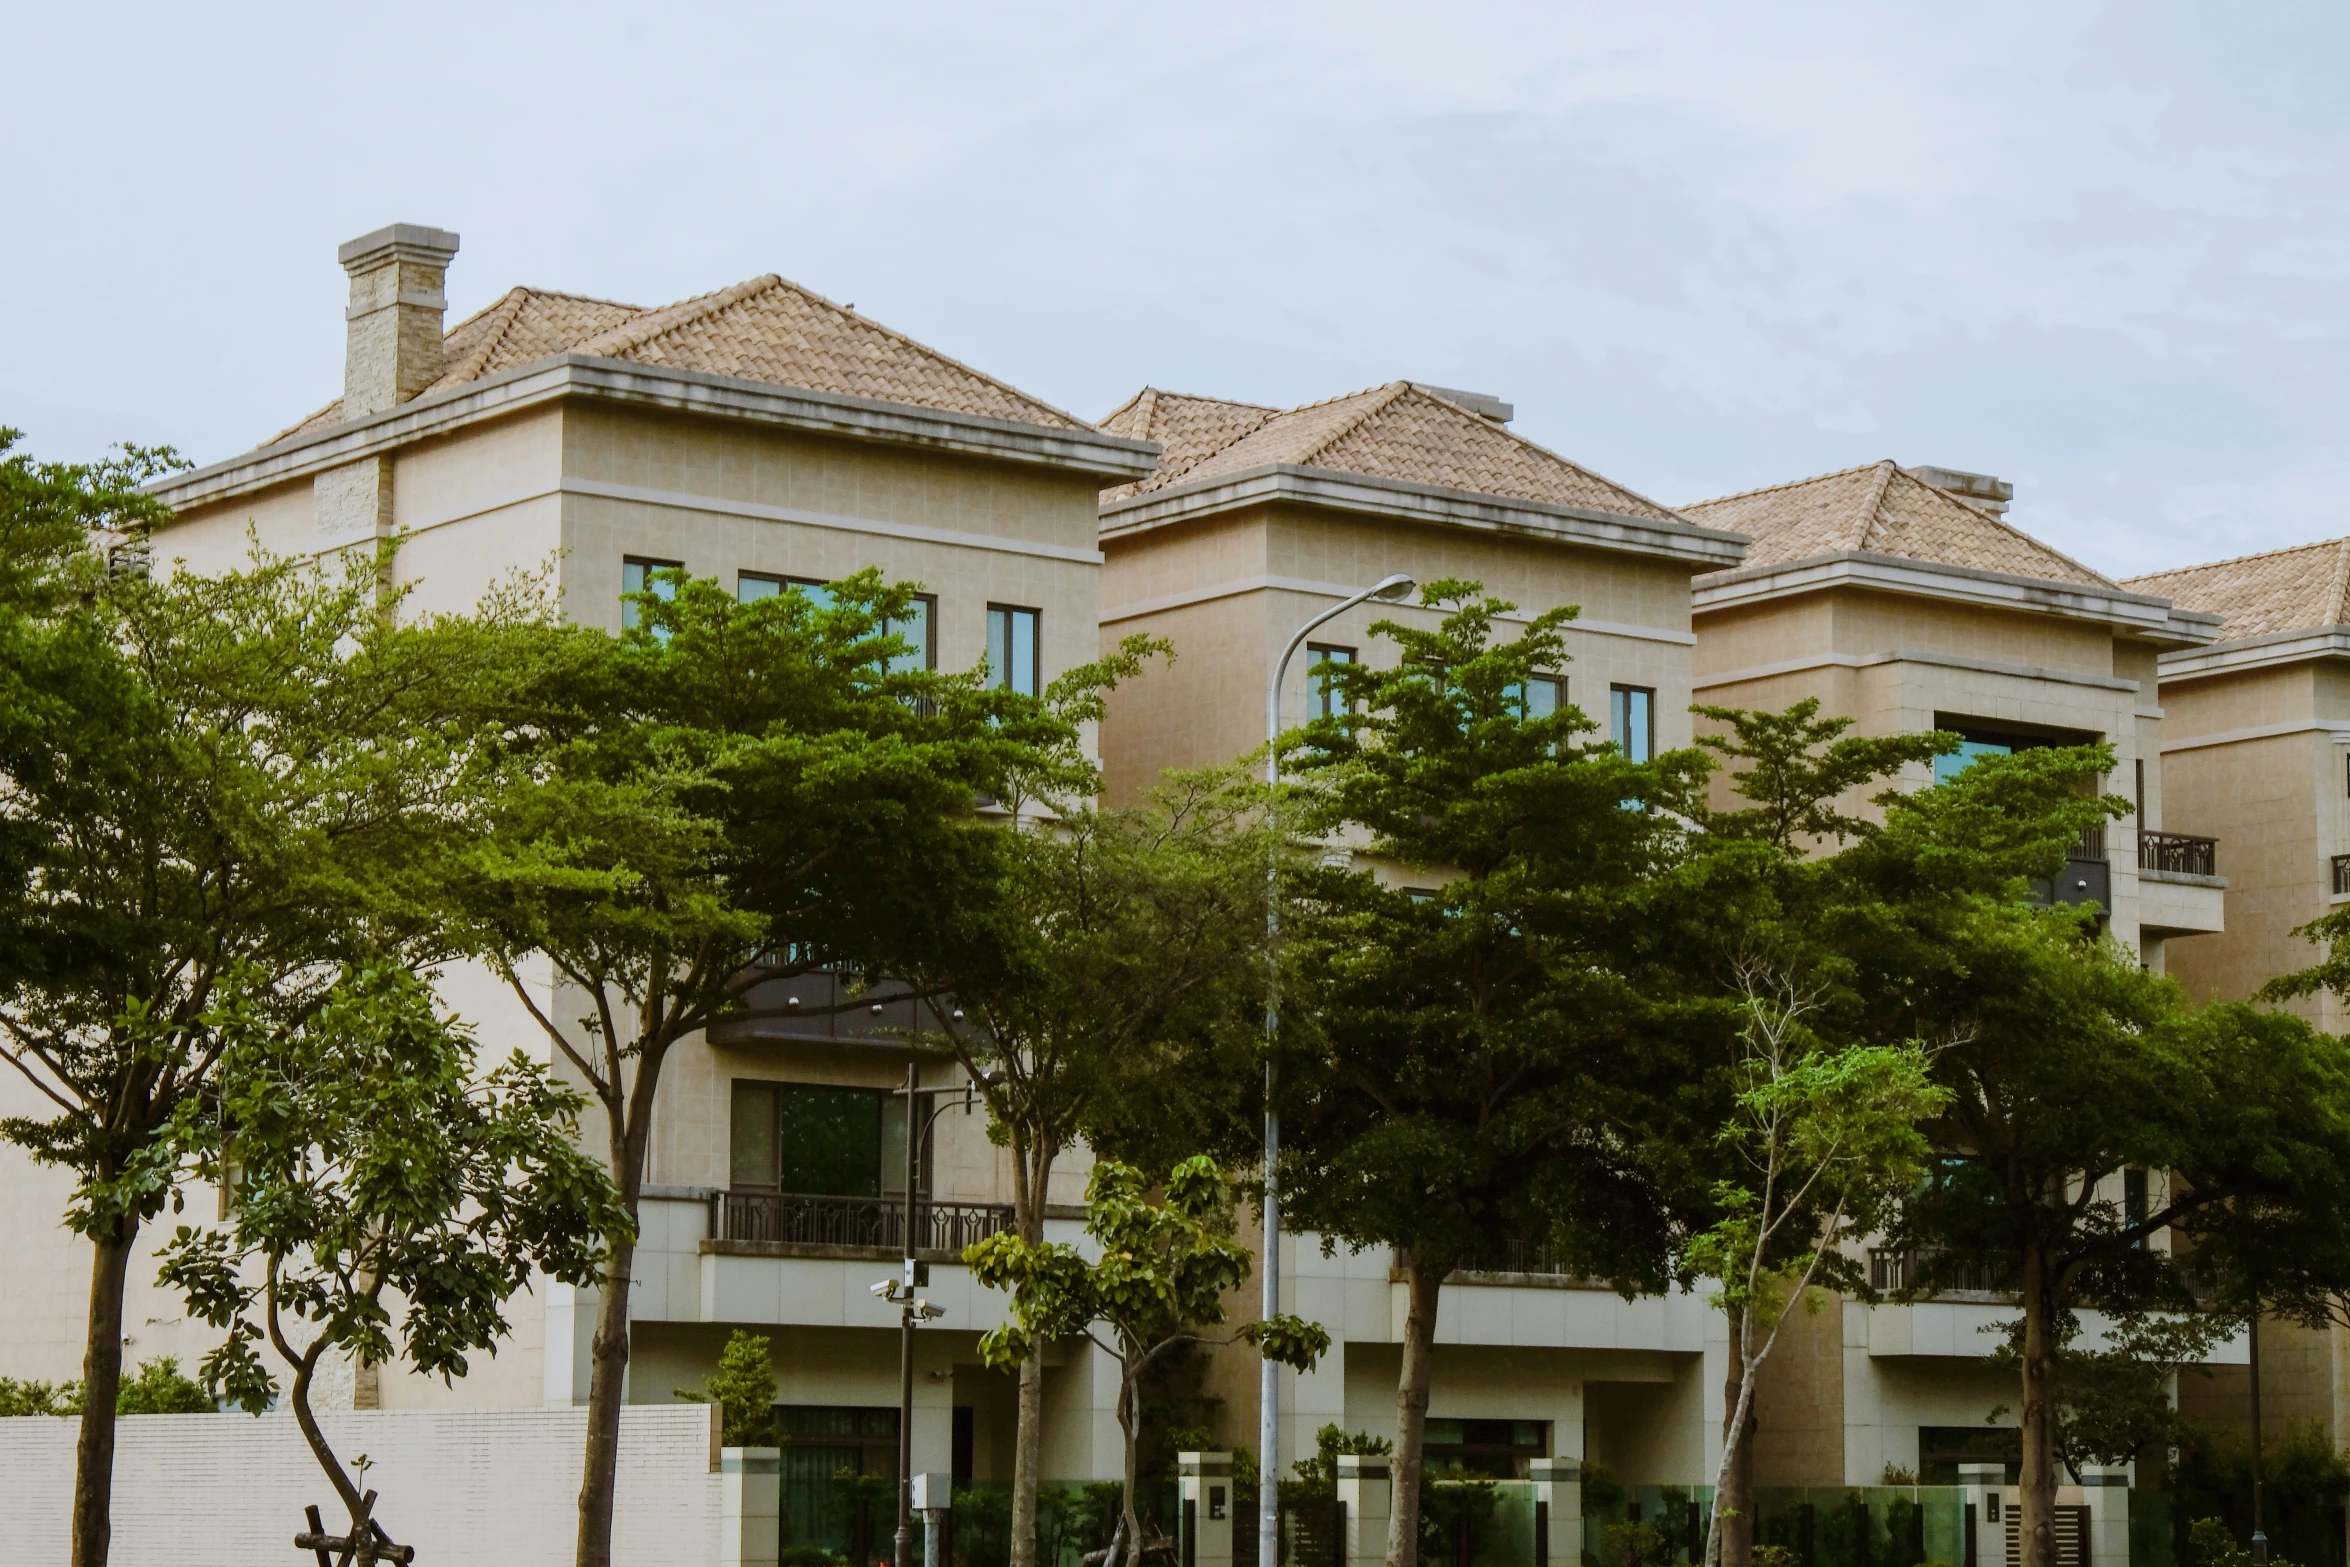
(7, 2, 2346, 579)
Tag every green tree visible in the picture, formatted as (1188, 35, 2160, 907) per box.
(674, 1329, 779, 1447)
(967, 1156, 1327, 1567)
(1674, 701, 1953, 1567)
(1274, 584, 1699, 1567)
(906, 764, 1267, 1567)
(0, 1356, 212, 1417)
(1850, 747, 2350, 1567)
(0, 529, 486, 1567)
(437, 567, 1146, 1567)
(1685, 957, 1946, 1567)
(154, 963, 621, 1559)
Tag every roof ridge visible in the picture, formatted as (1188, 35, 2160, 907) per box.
(1097, 387, 1154, 431)
(1887, 464, 2118, 589)
(439, 287, 535, 387)
(1142, 388, 1281, 413)
(2329, 539, 2350, 627)
(1855, 460, 1902, 551)
(2122, 534, 2350, 585)
(1396, 384, 1691, 521)
(1682, 460, 1892, 513)
(574, 275, 778, 360)
(1287, 381, 1414, 468)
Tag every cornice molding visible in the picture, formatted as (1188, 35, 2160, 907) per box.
(1694, 647, 2141, 695)
(149, 353, 1162, 514)
(1694, 550, 2218, 648)
(2153, 625, 2350, 682)
(1098, 462, 1751, 571)
(1101, 572, 1696, 645)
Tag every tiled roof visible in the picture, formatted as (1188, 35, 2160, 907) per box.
(2122, 538, 2350, 642)
(267, 277, 1089, 446)
(1098, 382, 1683, 523)
(1683, 461, 2114, 590)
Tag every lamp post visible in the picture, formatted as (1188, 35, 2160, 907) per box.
(878, 1063, 974, 1567)
(1259, 573, 1414, 1567)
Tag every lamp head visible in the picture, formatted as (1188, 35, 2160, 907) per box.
(1370, 574, 1415, 602)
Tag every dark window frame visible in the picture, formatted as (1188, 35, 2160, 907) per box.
(986, 603, 1042, 697)
(1306, 643, 1357, 720)
(1609, 684, 1655, 763)
(621, 556, 685, 632)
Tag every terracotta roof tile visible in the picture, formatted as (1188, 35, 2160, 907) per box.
(263, 276, 1087, 446)
(1100, 381, 1682, 523)
(1684, 461, 2114, 589)
(2122, 538, 2350, 642)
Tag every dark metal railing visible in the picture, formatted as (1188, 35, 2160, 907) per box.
(1868, 1246, 2015, 1297)
(2070, 823, 2106, 862)
(2335, 854, 2350, 897)
(2138, 832, 2217, 877)
(713, 1190, 1015, 1252)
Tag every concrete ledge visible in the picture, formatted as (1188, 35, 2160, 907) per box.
(1395, 1266, 1623, 1292)
(701, 1238, 973, 1264)
(2138, 868, 2227, 889)
(1694, 551, 2215, 646)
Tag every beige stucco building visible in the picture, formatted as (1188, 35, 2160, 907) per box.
(1679, 461, 2240, 1488)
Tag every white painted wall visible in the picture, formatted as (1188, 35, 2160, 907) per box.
(0, 1404, 720, 1567)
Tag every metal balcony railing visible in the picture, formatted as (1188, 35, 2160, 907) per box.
(713, 1191, 1015, 1253)
(2138, 832, 2218, 878)
(2335, 854, 2350, 897)
(2070, 824, 2106, 863)
(1868, 1246, 2015, 1297)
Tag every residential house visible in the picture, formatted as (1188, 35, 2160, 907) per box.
(1681, 460, 2238, 1487)
(1093, 382, 1752, 1496)
(0, 224, 1161, 1551)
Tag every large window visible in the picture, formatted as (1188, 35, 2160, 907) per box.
(987, 604, 1040, 696)
(1513, 674, 1565, 720)
(1609, 685, 1654, 762)
(1422, 1417, 1547, 1479)
(1307, 644, 1355, 720)
(1934, 737, 2012, 785)
(739, 575, 935, 673)
(729, 1081, 916, 1196)
(621, 557, 682, 633)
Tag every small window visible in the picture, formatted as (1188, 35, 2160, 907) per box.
(1609, 685, 1655, 763)
(987, 605, 1040, 696)
(1307, 644, 1356, 720)
(622, 557, 683, 633)
(730, 1081, 918, 1197)
(2124, 1167, 2149, 1236)
(741, 577, 933, 673)
(1513, 674, 1565, 720)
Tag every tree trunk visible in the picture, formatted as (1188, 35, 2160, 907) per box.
(1117, 1358, 1145, 1567)
(70, 1215, 137, 1567)
(2017, 1247, 2059, 1567)
(1716, 1304, 1754, 1567)
(1388, 1251, 1444, 1567)
(573, 1225, 637, 1567)
(1009, 1138, 1054, 1567)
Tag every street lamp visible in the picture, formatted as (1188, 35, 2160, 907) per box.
(876, 1063, 974, 1567)
(1258, 572, 1414, 1567)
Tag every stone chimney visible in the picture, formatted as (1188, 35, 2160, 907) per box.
(1415, 383, 1514, 423)
(337, 223, 459, 420)
(1909, 465, 2013, 518)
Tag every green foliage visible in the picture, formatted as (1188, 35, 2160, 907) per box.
(113, 1356, 214, 1414)
(154, 962, 623, 1540)
(0, 1357, 213, 1415)
(1693, 698, 1954, 852)
(968, 1156, 1324, 1567)
(0, 1375, 82, 1415)
(0, 427, 182, 611)
(1287, 1423, 1393, 1493)
(673, 1330, 779, 1447)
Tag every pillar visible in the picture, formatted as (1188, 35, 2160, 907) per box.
(1957, 1464, 2006, 1567)
(1179, 1452, 1235, 1567)
(1337, 1453, 1391, 1567)
(1530, 1458, 1582, 1567)
(722, 1446, 782, 1567)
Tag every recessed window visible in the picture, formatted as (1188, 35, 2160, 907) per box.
(740, 576, 935, 674)
(622, 557, 683, 633)
(987, 605, 1040, 697)
(1307, 644, 1356, 719)
(730, 1080, 917, 1197)
(1609, 685, 1654, 763)
(1512, 674, 1565, 720)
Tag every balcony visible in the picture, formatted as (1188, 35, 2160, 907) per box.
(2335, 855, 2350, 897)
(2139, 832, 2218, 879)
(1867, 1247, 2014, 1299)
(709, 1190, 1015, 1257)
(2034, 825, 2109, 910)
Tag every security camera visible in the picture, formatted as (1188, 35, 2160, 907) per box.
(869, 1280, 897, 1299)
(916, 1301, 946, 1321)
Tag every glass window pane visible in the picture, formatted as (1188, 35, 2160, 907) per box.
(738, 575, 781, 603)
(729, 1083, 778, 1189)
(1610, 686, 1654, 762)
(779, 1086, 884, 1197)
(1012, 608, 1036, 695)
(1934, 738, 2011, 784)
(1308, 645, 1355, 720)
(887, 598, 932, 675)
(988, 606, 1039, 696)
(622, 558, 680, 632)
(1519, 675, 1563, 720)
(987, 607, 1010, 688)
(880, 1094, 911, 1198)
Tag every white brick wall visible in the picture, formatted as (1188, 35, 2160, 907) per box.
(0, 1404, 719, 1566)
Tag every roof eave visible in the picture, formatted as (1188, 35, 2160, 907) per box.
(2153, 624, 2350, 682)
(1099, 462, 1752, 572)
(1692, 550, 2212, 644)
(149, 352, 1161, 512)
